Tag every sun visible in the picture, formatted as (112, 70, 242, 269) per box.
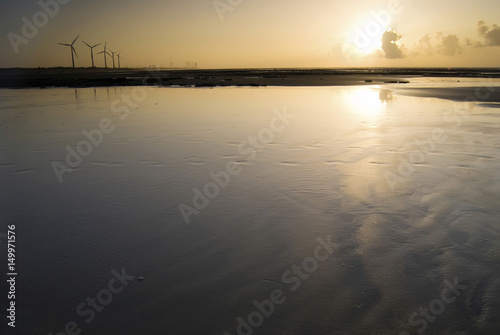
(358, 33, 384, 55)
(348, 16, 391, 55)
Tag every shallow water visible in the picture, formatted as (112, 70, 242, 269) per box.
(1, 84, 500, 335)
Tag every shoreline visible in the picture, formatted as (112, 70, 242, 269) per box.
(2, 67, 500, 104)
(1, 67, 499, 89)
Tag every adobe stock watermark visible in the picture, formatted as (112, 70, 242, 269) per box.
(47, 267, 136, 335)
(340, 0, 409, 59)
(7, 0, 73, 54)
(384, 78, 496, 191)
(399, 277, 467, 334)
(213, 0, 244, 21)
(222, 235, 339, 335)
(178, 107, 295, 225)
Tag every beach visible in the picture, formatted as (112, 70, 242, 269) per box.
(1, 75, 500, 334)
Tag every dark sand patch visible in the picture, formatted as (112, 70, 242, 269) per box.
(394, 87, 500, 104)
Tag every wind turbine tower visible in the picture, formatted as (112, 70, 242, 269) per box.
(97, 43, 111, 68)
(58, 35, 79, 68)
(82, 41, 101, 67)
(109, 49, 117, 69)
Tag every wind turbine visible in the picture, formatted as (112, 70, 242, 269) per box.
(82, 41, 101, 67)
(58, 35, 79, 68)
(97, 43, 111, 68)
(116, 52, 122, 69)
(109, 49, 117, 68)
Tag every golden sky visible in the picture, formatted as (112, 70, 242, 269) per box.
(1, 0, 500, 68)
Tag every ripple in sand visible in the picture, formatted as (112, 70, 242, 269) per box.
(475, 154, 495, 159)
(91, 161, 122, 167)
(139, 160, 167, 167)
(304, 141, 325, 149)
(14, 168, 34, 174)
(113, 140, 129, 145)
(233, 159, 250, 164)
(183, 157, 206, 165)
(32, 146, 48, 152)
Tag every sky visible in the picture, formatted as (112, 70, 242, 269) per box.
(0, 0, 499, 69)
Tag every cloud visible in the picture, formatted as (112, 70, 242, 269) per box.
(437, 33, 462, 56)
(417, 34, 433, 56)
(338, 19, 500, 62)
(381, 30, 405, 59)
(410, 33, 462, 57)
(477, 20, 500, 46)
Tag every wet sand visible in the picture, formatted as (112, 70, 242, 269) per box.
(2, 85, 500, 334)
(395, 87, 500, 103)
(2, 76, 500, 334)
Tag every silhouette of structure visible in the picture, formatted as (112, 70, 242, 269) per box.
(185, 61, 197, 69)
(58, 35, 79, 68)
(97, 43, 111, 68)
(109, 49, 117, 68)
(82, 41, 101, 67)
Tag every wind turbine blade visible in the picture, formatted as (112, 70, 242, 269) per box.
(93, 43, 101, 48)
(72, 47, 78, 58)
(83, 41, 91, 48)
(106, 51, 111, 56)
(59, 43, 71, 46)
(97, 51, 104, 55)
(72, 35, 80, 45)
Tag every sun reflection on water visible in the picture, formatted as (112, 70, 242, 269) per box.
(344, 88, 380, 116)
(342, 87, 394, 121)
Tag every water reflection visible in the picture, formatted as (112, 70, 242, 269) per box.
(2, 86, 500, 334)
(342, 87, 394, 119)
(379, 89, 394, 103)
(335, 88, 398, 203)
